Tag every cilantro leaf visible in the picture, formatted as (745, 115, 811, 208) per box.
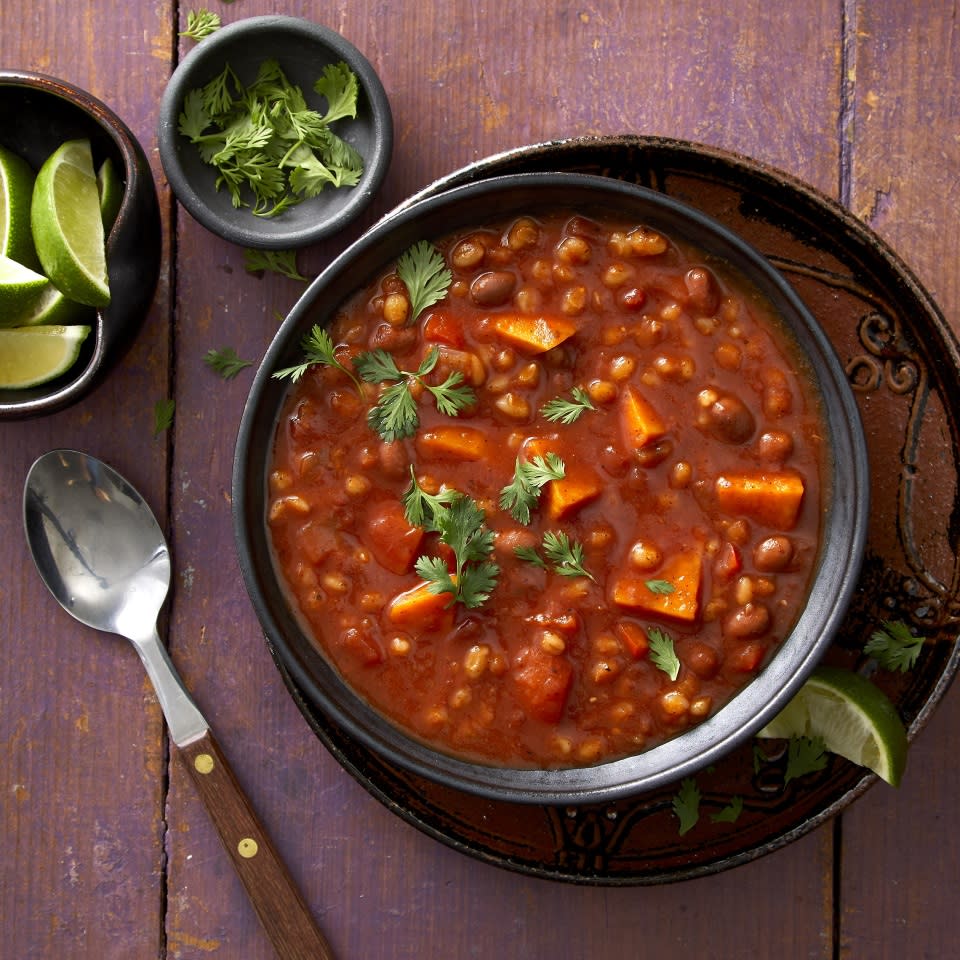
(540, 386, 596, 424)
(645, 579, 675, 595)
(180, 9, 221, 41)
(499, 453, 566, 524)
(541, 530, 594, 580)
(709, 796, 744, 824)
(396, 241, 452, 324)
(404, 471, 500, 609)
(367, 380, 419, 442)
(271, 324, 361, 390)
(648, 627, 680, 681)
(313, 62, 360, 124)
(153, 398, 175, 436)
(513, 545, 548, 569)
(242, 247, 308, 282)
(672, 777, 701, 836)
(864, 620, 925, 673)
(204, 346, 253, 380)
(784, 735, 828, 783)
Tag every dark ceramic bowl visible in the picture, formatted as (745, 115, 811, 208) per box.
(233, 172, 870, 805)
(157, 15, 393, 249)
(0, 71, 161, 420)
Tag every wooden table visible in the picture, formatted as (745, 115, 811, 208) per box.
(3, 2, 958, 957)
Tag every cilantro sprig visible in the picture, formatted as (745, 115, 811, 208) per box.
(499, 453, 566, 524)
(784, 735, 828, 783)
(243, 247, 309, 282)
(540, 386, 596, 424)
(402, 468, 500, 609)
(180, 9, 220, 41)
(204, 346, 253, 380)
(648, 627, 680, 681)
(178, 58, 363, 217)
(672, 777, 701, 836)
(355, 347, 475, 442)
(864, 620, 924, 673)
(515, 530, 594, 581)
(271, 325, 362, 389)
(396, 241, 452, 324)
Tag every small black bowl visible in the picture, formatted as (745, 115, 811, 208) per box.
(0, 71, 161, 420)
(157, 15, 393, 249)
(233, 172, 870, 805)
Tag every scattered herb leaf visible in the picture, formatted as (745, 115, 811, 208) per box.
(541, 386, 596, 424)
(395, 241, 452, 324)
(177, 57, 363, 217)
(153, 398, 175, 436)
(242, 247, 309, 282)
(513, 544, 548, 570)
(648, 627, 680, 681)
(180, 9, 220, 41)
(541, 530, 594, 580)
(864, 619, 924, 673)
(499, 453, 566, 525)
(271, 324, 362, 390)
(204, 346, 253, 380)
(709, 796, 744, 824)
(784, 735, 828, 783)
(645, 579, 675, 595)
(403, 469, 500, 609)
(355, 346, 475, 442)
(672, 777, 701, 836)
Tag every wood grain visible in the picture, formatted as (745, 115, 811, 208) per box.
(1, 0, 956, 957)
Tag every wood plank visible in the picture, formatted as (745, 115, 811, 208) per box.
(163, 1, 843, 956)
(0, 5, 174, 958)
(839, 2, 960, 958)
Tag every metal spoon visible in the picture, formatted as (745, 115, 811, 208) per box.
(23, 449, 334, 960)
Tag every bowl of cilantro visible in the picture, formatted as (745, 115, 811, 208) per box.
(157, 15, 393, 249)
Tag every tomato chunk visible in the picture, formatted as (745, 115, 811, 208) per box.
(422, 309, 465, 348)
(512, 648, 573, 723)
(365, 500, 424, 575)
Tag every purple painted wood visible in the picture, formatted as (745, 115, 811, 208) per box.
(1, 1, 957, 958)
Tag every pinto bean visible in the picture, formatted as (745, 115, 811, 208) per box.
(724, 602, 771, 638)
(470, 270, 517, 306)
(754, 535, 794, 572)
(702, 391, 756, 444)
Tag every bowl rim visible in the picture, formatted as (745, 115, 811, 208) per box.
(156, 14, 393, 249)
(0, 69, 160, 420)
(233, 170, 871, 804)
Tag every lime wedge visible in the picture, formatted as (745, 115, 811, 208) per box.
(0, 144, 39, 267)
(97, 157, 123, 233)
(8, 282, 92, 327)
(31, 139, 110, 307)
(758, 666, 908, 786)
(0, 252, 50, 324)
(0, 324, 91, 388)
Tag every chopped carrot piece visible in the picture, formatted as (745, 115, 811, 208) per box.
(518, 434, 559, 461)
(422, 309, 465, 348)
(512, 647, 573, 723)
(713, 541, 742, 581)
(490, 312, 578, 353)
(386, 579, 455, 631)
(416, 426, 488, 461)
(615, 621, 649, 660)
(611, 549, 702, 623)
(365, 500, 424, 575)
(620, 384, 666, 450)
(715, 472, 805, 529)
(545, 470, 602, 520)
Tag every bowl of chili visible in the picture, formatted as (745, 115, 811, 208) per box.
(233, 172, 869, 805)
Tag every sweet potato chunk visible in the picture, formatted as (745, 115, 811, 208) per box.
(386, 580, 454, 630)
(490, 312, 577, 353)
(715, 472, 805, 529)
(545, 470, 602, 520)
(416, 426, 488, 461)
(512, 647, 573, 723)
(365, 500, 424, 575)
(620, 384, 666, 450)
(611, 549, 702, 623)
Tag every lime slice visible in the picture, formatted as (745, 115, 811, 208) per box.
(8, 282, 92, 327)
(0, 143, 39, 267)
(0, 252, 50, 324)
(0, 324, 91, 388)
(31, 139, 110, 307)
(97, 157, 123, 233)
(758, 666, 908, 786)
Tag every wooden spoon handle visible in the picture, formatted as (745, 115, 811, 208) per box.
(177, 731, 335, 960)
